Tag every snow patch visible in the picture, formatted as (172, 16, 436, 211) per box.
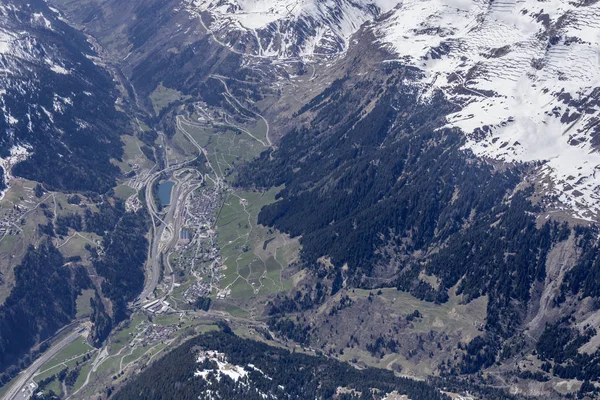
(53, 94, 73, 113)
(50, 64, 70, 74)
(32, 12, 52, 30)
(195, 350, 249, 382)
(0, 29, 14, 54)
(45, 58, 70, 74)
(0, 144, 32, 201)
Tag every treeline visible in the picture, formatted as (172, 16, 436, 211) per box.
(267, 316, 311, 345)
(84, 200, 127, 236)
(114, 330, 448, 400)
(560, 226, 600, 301)
(90, 291, 112, 346)
(56, 197, 129, 238)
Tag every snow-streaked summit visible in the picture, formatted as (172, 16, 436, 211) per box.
(186, 0, 399, 57)
(185, 0, 600, 219)
(375, 0, 600, 219)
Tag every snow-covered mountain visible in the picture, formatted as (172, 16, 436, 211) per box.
(188, 0, 600, 219)
(185, 0, 399, 57)
(0, 1, 71, 192)
(372, 0, 600, 219)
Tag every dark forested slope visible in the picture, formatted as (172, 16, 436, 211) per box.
(0, 242, 80, 375)
(236, 58, 590, 371)
(1, 0, 131, 193)
(114, 331, 448, 400)
(0, 204, 149, 384)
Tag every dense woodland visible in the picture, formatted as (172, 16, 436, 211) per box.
(237, 69, 520, 284)
(58, 199, 149, 326)
(114, 331, 449, 400)
(93, 209, 149, 323)
(534, 317, 600, 386)
(236, 62, 596, 372)
(0, 168, 5, 193)
(0, 197, 149, 388)
(2, 0, 130, 193)
(0, 242, 82, 380)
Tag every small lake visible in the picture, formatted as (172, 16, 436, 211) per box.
(158, 181, 175, 206)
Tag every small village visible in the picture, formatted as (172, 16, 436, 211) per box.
(172, 183, 230, 305)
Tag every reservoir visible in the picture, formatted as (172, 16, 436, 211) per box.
(158, 181, 175, 206)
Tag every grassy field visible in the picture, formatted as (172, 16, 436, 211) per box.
(42, 379, 63, 397)
(35, 338, 93, 378)
(216, 188, 300, 299)
(112, 134, 154, 174)
(72, 359, 93, 392)
(57, 232, 101, 261)
(311, 286, 488, 377)
(177, 119, 267, 181)
(110, 314, 148, 353)
(121, 346, 148, 366)
(248, 118, 269, 143)
(170, 129, 198, 159)
(153, 314, 181, 326)
(114, 184, 136, 200)
(150, 83, 191, 115)
(347, 288, 487, 337)
(0, 376, 18, 398)
(76, 289, 95, 319)
(211, 301, 251, 318)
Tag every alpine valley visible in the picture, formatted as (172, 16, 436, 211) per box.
(0, 0, 600, 399)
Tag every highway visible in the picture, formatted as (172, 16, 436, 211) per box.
(136, 172, 171, 303)
(3, 324, 88, 400)
(136, 163, 204, 304)
(135, 156, 201, 303)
